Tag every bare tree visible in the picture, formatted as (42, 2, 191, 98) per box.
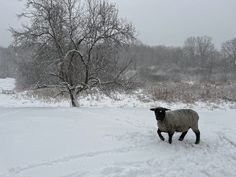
(11, 0, 135, 107)
(195, 36, 215, 68)
(0, 47, 17, 78)
(221, 38, 236, 72)
(184, 36, 215, 67)
(183, 37, 198, 67)
(183, 36, 216, 81)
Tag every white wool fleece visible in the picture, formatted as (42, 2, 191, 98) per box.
(157, 109, 199, 133)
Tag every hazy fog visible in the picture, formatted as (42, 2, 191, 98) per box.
(1, 0, 236, 48)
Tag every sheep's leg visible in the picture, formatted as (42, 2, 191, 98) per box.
(157, 129, 165, 141)
(179, 131, 188, 141)
(193, 130, 200, 144)
(168, 132, 174, 144)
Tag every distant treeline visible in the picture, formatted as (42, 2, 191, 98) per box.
(1, 35, 236, 89)
(120, 36, 236, 84)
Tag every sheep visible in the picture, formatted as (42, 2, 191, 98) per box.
(150, 107, 200, 144)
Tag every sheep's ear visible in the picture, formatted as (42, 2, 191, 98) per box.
(163, 108, 170, 111)
(150, 108, 156, 111)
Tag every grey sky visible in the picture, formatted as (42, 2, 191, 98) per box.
(0, 0, 236, 48)
(0, 0, 24, 47)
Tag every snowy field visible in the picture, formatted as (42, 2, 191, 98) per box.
(0, 78, 236, 177)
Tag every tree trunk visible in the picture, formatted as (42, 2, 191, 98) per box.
(69, 90, 80, 107)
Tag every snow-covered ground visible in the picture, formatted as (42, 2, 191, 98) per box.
(0, 78, 236, 177)
(0, 78, 15, 91)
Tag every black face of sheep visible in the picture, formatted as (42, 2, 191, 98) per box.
(150, 107, 170, 121)
(150, 107, 200, 144)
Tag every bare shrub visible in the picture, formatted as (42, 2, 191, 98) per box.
(24, 88, 68, 103)
(150, 82, 236, 104)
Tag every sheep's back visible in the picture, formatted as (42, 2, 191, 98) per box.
(158, 109, 199, 132)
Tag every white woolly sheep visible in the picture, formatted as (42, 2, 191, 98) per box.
(150, 107, 200, 144)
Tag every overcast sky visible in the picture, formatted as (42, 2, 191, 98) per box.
(0, 0, 236, 48)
